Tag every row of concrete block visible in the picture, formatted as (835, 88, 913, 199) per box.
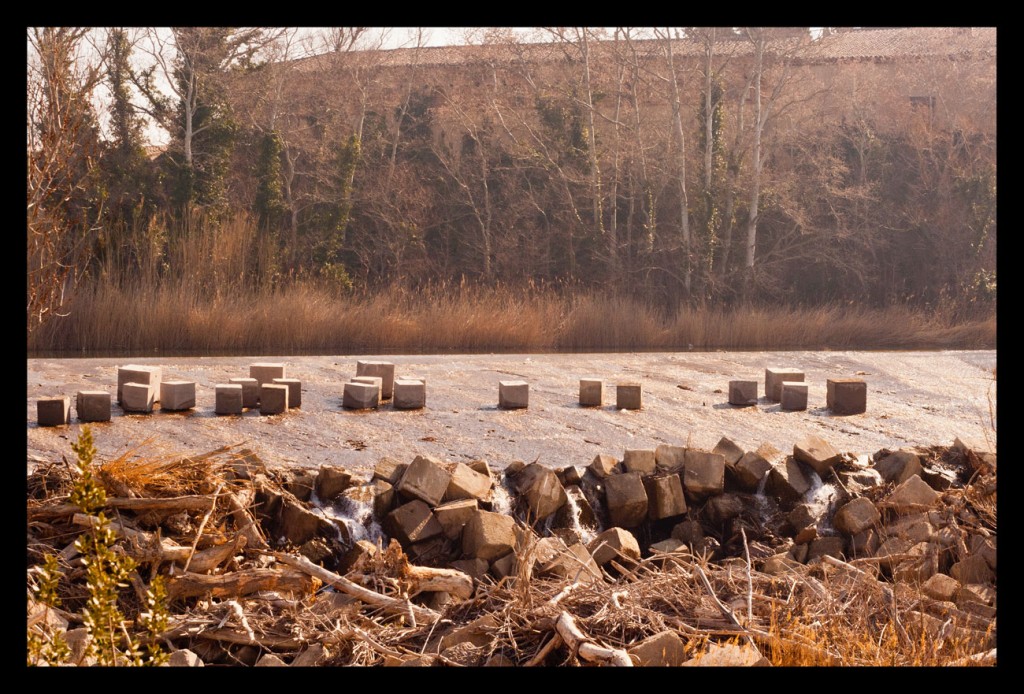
(727, 368, 867, 414)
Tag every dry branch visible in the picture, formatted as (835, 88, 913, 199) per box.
(166, 567, 314, 600)
(554, 611, 632, 666)
(226, 489, 268, 550)
(72, 512, 192, 562)
(28, 494, 215, 519)
(404, 565, 474, 600)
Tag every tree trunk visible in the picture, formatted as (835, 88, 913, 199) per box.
(665, 34, 692, 297)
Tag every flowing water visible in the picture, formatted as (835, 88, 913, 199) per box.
(311, 490, 385, 545)
(564, 490, 598, 545)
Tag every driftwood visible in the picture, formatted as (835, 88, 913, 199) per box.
(554, 611, 633, 666)
(226, 489, 268, 550)
(166, 567, 315, 600)
(187, 534, 247, 575)
(29, 495, 215, 519)
(72, 513, 192, 562)
(265, 551, 441, 625)
(403, 565, 474, 600)
(164, 623, 303, 650)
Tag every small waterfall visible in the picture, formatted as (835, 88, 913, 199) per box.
(801, 471, 839, 534)
(311, 489, 384, 545)
(490, 480, 514, 516)
(564, 490, 597, 545)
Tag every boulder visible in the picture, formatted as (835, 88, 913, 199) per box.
(766, 456, 813, 509)
(434, 499, 479, 540)
(628, 631, 687, 667)
(515, 463, 568, 521)
(384, 500, 444, 546)
(874, 450, 922, 485)
(733, 451, 773, 492)
(643, 474, 687, 520)
(806, 536, 845, 562)
(373, 458, 407, 485)
(398, 455, 453, 507)
(655, 444, 686, 473)
(622, 449, 656, 475)
(490, 552, 518, 580)
(683, 642, 770, 667)
(706, 493, 744, 525)
(793, 435, 842, 476)
(712, 437, 745, 468)
(462, 510, 519, 562)
(589, 454, 620, 478)
(884, 475, 940, 513)
(950, 555, 994, 585)
(538, 542, 602, 582)
(450, 558, 489, 582)
(587, 527, 641, 567)
(671, 519, 705, 551)
(604, 472, 648, 528)
(833, 497, 881, 536)
(315, 466, 352, 502)
(649, 538, 687, 554)
(444, 463, 493, 503)
(683, 450, 725, 498)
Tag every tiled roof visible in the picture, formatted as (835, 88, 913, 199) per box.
(804, 27, 996, 60)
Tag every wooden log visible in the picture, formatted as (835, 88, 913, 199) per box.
(166, 567, 314, 600)
(226, 489, 268, 550)
(165, 624, 303, 650)
(404, 565, 474, 600)
(186, 534, 246, 574)
(72, 513, 192, 562)
(29, 495, 215, 519)
(265, 551, 440, 625)
(554, 611, 632, 666)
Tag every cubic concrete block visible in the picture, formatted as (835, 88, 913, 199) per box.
(384, 500, 444, 546)
(713, 437, 745, 468)
(75, 391, 111, 423)
(434, 499, 479, 540)
(827, 378, 867, 415)
(765, 368, 804, 402)
(629, 631, 687, 667)
(622, 449, 656, 475)
(393, 379, 426, 409)
(498, 380, 529, 409)
(444, 463, 493, 503)
(229, 377, 260, 408)
(643, 474, 688, 520)
(373, 458, 407, 485)
(37, 396, 70, 427)
(249, 363, 286, 387)
(616, 382, 642, 410)
(272, 378, 301, 408)
(160, 380, 195, 411)
(352, 377, 383, 406)
(588, 453, 620, 478)
(733, 451, 773, 491)
(538, 542, 602, 582)
(117, 365, 161, 404)
(585, 528, 638, 569)
(356, 361, 396, 399)
(398, 455, 453, 507)
(579, 378, 603, 407)
(780, 382, 808, 411)
(807, 536, 846, 562)
(514, 463, 568, 521)
(121, 382, 155, 413)
(655, 444, 686, 473)
(885, 475, 940, 513)
(922, 573, 961, 602)
(874, 450, 922, 485)
(706, 494, 745, 525)
(343, 381, 379, 409)
(683, 450, 726, 498)
(314, 466, 353, 502)
(766, 456, 813, 508)
(259, 384, 289, 415)
(463, 509, 518, 562)
(728, 380, 758, 406)
(604, 472, 648, 528)
(490, 552, 518, 580)
(793, 434, 842, 476)
(214, 384, 243, 415)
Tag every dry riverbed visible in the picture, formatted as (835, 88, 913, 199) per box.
(27, 350, 996, 475)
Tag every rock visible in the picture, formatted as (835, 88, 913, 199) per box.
(712, 437, 745, 468)
(604, 472, 648, 528)
(504, 460, 526, 477)
(622, 449, 656, 475)
(315, 466, 352, 502)
(63, 628, 92, 666)
(671, 520, 704, 550)
(787, 503, 818, 535)
(873, 538, 914, 570)
(807, 536, 845, 562)
(438, 614, 499, 651)
(837, 467, 884, 494)
(655, 444, 686, 473)
(589, 453, 620, 478)
(848, 528, 880, 558)
(290, 643, 325, 667)
(490, 552, 518, 580)
(555, 485, 598, 530)
(971, 536, 997, 570)
(280, 497, 332, 546)
(683, 450, 725, 498)
(884, 513, 934, 544)
(373, 458, 407, 485)
(628, 630, 687, 667)
(649, 538, 687, 554)
(444, 463, 493, 503)
(761, 553, 803, 575)
(538, 542, 602, 582)
(484, 653, 515, 667)
(338, 540, 378, 574)
(793, 435, 842, 476)
(450, 558, 489, 581)
(433, 499, 479, 540)
(467, 459, 493, 479)
(874, 450, 922, 485)
(515, 464, 568, 521)
(834, 497, 881, 536)
(255, 653, 288, 666)
(921, 466, 958, 491)
(683, 642, 770, 667)
(285, 471, 316, 502)
(462, 510, 519, 562)
(788, 543, 809, 564)
(558, 465, 585, 487)
(766, 456, 813, 509)
(643, 474, 688, 520)
(884, 475, 940, 513)
(384, 500, 444, 546)
(950, 555, 994, 585)
(398, 455, 453, 507)
(891, 542, 939, 583)
(706, 493, 744, 525)
(298, 538, 333, 564)
(407, 536, 453, 565)
(955, 583, 996, 608)
(904, 610, 947, 644)
(733, 451, 773, 492)
(587, 527, 641, 566)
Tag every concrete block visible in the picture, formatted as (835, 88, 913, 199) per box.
(827, 378, 866, 415)
(450, 558, 489, 582)
(604, 472, 648, 528)
(490, 552, 518, 580)
(279, 497, 332, 545)
(885, 475, 940, 513)
(272, 378, 301, 408)
(766, 456, 814, 508)
(587, 527, 641, 567)
(552, 485, 598, 532)
(884, 513, 935, 544)
(259, 383, 289, 415)
(874, 450, 922, 484)
(649, 538, 687, 554)
(384, 500, 444, 546)
(343, 479, 396, 520)
(407, 536, 452, 566)
(780, 381, 808, 411)
(121, 382, 155, 413)
(168, 649, 204, 667)
(463, 509, 518, 562)
(356, 361, 396, 399)
(558, 465, 585, 486)
(616, 382, 642, 410)
(434, 499, 479, 540)
(707, 493, 745, 525)
(579, 378, 603, 407)
(922, 573, 961, 603)
(765, 368, 804, 402)
(622, 449, 656, 475)
(214, 384, 243, 415)
(314, 465, 352, 502)
(588, 453, 620, 478)
(671, 520, 705, 551)
(352, 376, 383, 406)
(807, 536, 845, 562)
(467, 459, 492, 479)
(393, 379, 426, 409)
(655, 444, 686, 473)
(37, 396, 70, 426)
(733, 451, 773, 492)
(444, 463, 492, 503)
(398, 455, 453, 507)
(629, 631, 687, 667)
(712, 437, 745, 468)
(373, 457, 407, 485)
(538, 542, 602, 582)
(514, 463, 568, 521)
(643, 474, 687, 520)
(343, 381, 379, 409)
(75, 391, 110, 423)
(683, 450, 726, 498)
(160, 380, 195, 411)
(683, 642, 770, 667)
(950, 555, 994, 585)
(728, 380, 758, 406)
(793, 434, 841, 476)
(498, 380, 529, 409)
(249, 362, 286, 387)
(117, 365, 161, 404)
(229, 377, 260, 408)
(834, 497, 880, 536)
